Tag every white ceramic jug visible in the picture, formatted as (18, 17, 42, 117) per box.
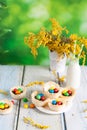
(49, 51, 66, 77)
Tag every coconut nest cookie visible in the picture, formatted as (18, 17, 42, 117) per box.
(42, 81, 62, 99)
(0, 99, 13, 114)
(60, 87, 76, 102)
(10, 86, 26, 100)
(48, 98, 69, 112)
(31, 91, 49, 107)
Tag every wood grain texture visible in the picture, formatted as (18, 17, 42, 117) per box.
(0, 65, 23, 130)
(0, 66, 87, 130)
(17, 66, 63, 130)
(64, 66, 87, 130)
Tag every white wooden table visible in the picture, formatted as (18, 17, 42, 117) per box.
(0, 65, 87, 130)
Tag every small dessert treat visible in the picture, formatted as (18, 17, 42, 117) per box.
(11, 100, 15, 104)
(10, 86, 26, 100)
(48, 98, 67, 112)
(23, 104, 28, 109)
(31, 91, 49, 107)
(23, 98, 28, 102)
(43, 81, 62, 99)
(29, 103, 35, 108)
(0, 99, 13, 114)
(60, 87, 76, 101)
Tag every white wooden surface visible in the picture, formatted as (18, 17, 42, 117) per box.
(0, 66, 23, 130)
(0, 65, 87, 130)
(65, 66, 87, 130)
(17, 66, 63, 130)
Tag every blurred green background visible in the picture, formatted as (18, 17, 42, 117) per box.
(0, 0, 87, 65)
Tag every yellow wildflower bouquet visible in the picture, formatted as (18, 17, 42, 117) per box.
(24, 18, 87, 65)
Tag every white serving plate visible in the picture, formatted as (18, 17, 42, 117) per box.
(36, 103, 72, 115)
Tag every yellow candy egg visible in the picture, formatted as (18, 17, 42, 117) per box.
(56, 99, 59, 102)
(23, 104, 28, 109)
(0, 105, 4, 109)
(50, 86, 55, 89)
(62, 90, 67, 94)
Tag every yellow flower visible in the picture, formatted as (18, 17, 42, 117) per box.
(24, 18, 87, 64)
(70, 34, 78, 41)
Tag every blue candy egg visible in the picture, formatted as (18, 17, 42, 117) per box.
(49, 89, 54, 93)
(52, 100, 57, 105)
(39, 93, 44, 97)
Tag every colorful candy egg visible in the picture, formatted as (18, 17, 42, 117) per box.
(35, 94, 41, 100)
(10, 86, 26, 100)
(62, 89, 72, 96)
(43, 81, 61, 99)
(35, 93, 46, 101)
(23, 98, 28, 102)
(41, 96, 46, 101)
(54, 88, 59, 93)
(31, 91, 49, 107)
(23, 104, 28, 109)
(57, 101, 62, 105)
(52, 100, 57, 105)
(49, 87, 59, 94)
(29, 103, 35, 108)
(0, 99, 13, 114)
(49, 89, 54, 93)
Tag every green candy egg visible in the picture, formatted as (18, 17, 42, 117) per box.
(23, 98, 28, 102)
(35, 94, 41, 100)
(0, 102, 3, 105)
(0, 102, 5, 105)
(18, 88, 23, 92)
(63, 92, 69, 96)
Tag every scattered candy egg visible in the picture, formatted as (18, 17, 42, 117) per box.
(29, 103, 35, 108)
(23, 98, 28, 102)
(11, 100, 15, 104)
(23, 104, 28, 109)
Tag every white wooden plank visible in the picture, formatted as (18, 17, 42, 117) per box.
(17, 66, 63, 130)
(64, 66, 87, 130)
(0, 65, 23, 130)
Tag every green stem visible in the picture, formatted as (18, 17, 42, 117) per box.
(73, 41, 77, 59)
(78, 44, 84, 60)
